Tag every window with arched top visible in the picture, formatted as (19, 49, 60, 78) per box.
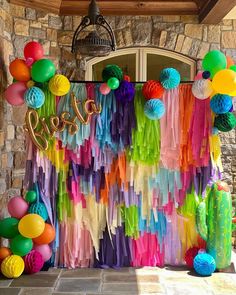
(85, 47, 196, 81)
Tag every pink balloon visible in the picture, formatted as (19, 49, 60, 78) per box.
(33, 244, 52, 262)
(99, 83, 111, 95)
(25, 57, 34, 67)
(194, 71, 203, 81)
(8, 196, 29, 219)
(4, 82, 27, 106)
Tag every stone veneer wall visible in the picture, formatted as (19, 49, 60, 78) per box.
(0, 0, 235, 217)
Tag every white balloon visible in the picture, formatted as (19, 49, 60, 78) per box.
(192, 79, 213, 100)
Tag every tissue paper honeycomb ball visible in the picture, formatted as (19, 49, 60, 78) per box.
(214, 112, 236, 132)
(184, 247, 200, 268)
(192, 79, 213, 99)
(29, 203, 48, 221)
(193, 253, 216, 276)
(160, 68, 181, 89)
(114, 80, 135, 103)
(144, 99, 165, 120)
(142, 80, 164, 100)
(1, 255, 25, 278)
(24, 250, 44, 274)
(49, 74, 70, 96)
(102, 65, 123, 82)
(210, 94, 232, 114)
(24, 86, 45, 109)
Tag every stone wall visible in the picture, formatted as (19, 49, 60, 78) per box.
(0, 0, 235, 216)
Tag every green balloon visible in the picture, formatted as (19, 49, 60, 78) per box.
(10, 235, 33, 256)
(0, 217, 19, 239)
(31, 59, 56, 83)
(25, 190, 37, 203)
(230, 65, 236, 72)
(107, 77, 120, 90)
(202, 50, 227, 78)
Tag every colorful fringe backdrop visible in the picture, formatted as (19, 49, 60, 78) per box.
(24, 82, 222, 269)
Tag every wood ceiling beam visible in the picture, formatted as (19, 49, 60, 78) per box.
(60, 1, 199, 16)
(9, 0, 62, 14)
(199, 0, 236, 24)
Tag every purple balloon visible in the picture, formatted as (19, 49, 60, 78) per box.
(114, 80, 135, 103)
(229, 105, 234, 112)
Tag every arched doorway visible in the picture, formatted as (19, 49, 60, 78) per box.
(85, 47, 196, 81)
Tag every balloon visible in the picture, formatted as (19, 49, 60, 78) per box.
(1, 255, 25, 278)
(202, 50, 227, 78)
(25, 190, 37, 203)
(194, 71, 203, 81)
(26, 80, 35, 88)
(25, 57, 34, 67)
(18, 214, 45, 239)
(107, 77, 120, 90)
(226, 56, 234, 68)
(33, 223, 56, 245)
(4, 82, 27, 106)
(0, 247, 12, 260)
(8, 196, 29, 219)
(10, 235, 33, 256)
(229, 65, 236, 72)
(33, 244, 52, 262)
(24, 41, 44, 62)
(31, 59, 56, 83)
(123, 75, 131, 82)
(99, 83, 111, 95)
(0, 217, 19, 239)
(9, 59, 31, 82)
(212, 69, 236, 95)
(49, 74, 71, 96)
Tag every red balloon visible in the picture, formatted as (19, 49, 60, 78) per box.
(24, 41, 44, 62)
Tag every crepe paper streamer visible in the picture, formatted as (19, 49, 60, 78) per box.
(121, 205, 139, 238)
(24, 86, 45, 109)
(185, 246, 200, 268)
(160, 68, 181, 90)
(114, 80, 135, 103)
(144, 99, 165, 120)
(193, 253, 216, 276)
(214, 112, 236, 132)
(160, 89, 180, 170)
(192, 79, 213, 100)
(210, 94, 232, 114)
(128, 85, 160, 165)
(196, 181, 232, 269)
(209, 134, 223, 172)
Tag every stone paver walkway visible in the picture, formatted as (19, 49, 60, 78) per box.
(0, 252, 235, 295)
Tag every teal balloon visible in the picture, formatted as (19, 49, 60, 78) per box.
(202, 50, 227, 78)
(31, 59, 56, 83)
(0, 217, 19, 239)
(10, 235, 33, 256)
(107, 77, 120, 90)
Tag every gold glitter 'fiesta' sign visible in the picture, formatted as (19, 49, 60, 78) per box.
(24, 92, 102, 151)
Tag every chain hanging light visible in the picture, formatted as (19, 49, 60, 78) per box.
(71, 0, 116, 57)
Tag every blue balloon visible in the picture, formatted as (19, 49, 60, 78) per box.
(24, 86, 45, 109)
(210, 94, 232, 114)
(193, 253, 216, 276)
(160, 68, 181, 89)
(144, 99, 165, 120)
(28, 202, 48, 221)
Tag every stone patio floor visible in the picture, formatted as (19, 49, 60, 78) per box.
(0, 251, 235, 295)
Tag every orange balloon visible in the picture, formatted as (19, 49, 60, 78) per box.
(0, 247, 12, 260)
(226, 56, 234, 68)
(9, 59, 31, 82)
(33, 223, 56, 245)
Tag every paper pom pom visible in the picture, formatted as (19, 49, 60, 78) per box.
(210, 94, 232, 114)
(102, 64, 123, 82)
(202, 71, 211, 79)
(144, 99, 165, 120)
(185, 247, 200, 268)
(123, 75, 131, 82)
(29, 203, 48, 221)
(49, 74, 70, 96)
(214, 112, 236, 132)
(212, 127, 219, 135)
(193, 253, 216, 276)
(24, 86, 45, 109)
(24, 250, 44, 274)
(192, 79, 213, 99)
(142, 80, 164, 100)
(1, 255, 25, 278)
(160, 68, 181, 89)
(114, 81, 135, 103)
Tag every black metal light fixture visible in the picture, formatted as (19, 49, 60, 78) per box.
(71, 0, 116, 57)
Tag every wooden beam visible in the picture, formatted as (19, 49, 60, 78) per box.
(60, 1, 199, 16)
(9, 0, 62, 14)
(199, 0, 236, 24)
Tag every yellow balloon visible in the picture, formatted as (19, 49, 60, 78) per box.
(1, 255, 24, 278)
(212, 69, 236, 95)
(49, 74, 70, 96)
(18, 214, 45, 238)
